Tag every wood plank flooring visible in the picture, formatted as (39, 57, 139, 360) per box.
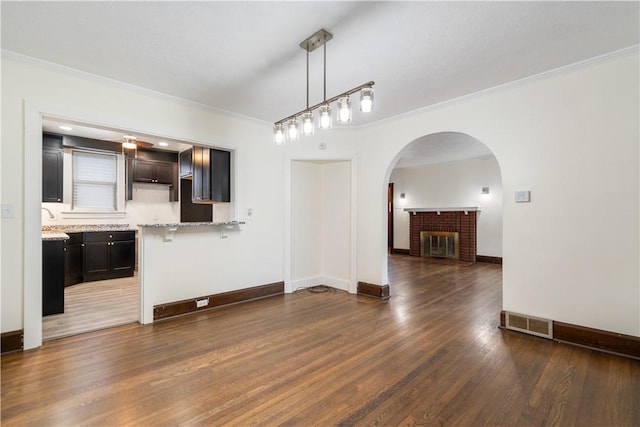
(2, 255, 639, 426)
(42, 275, 139, 341)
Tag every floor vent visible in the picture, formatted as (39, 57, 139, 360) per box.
(505, 312, 553, 339)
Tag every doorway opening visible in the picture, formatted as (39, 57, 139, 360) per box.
(385, 131, 503, 285)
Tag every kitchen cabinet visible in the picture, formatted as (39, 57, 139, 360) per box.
(132, 159, 176, 184)
(42, 133, 64, 203)
(83, 231, 135, 282)
(127, 158, 178, 202)
(64, 233, 84, 286)
(191, 146, 211, 203)
(179, 149, 193, 178)
(190, 146, 231, 204)
(210, 149, 230, 203)
(43, 240, 65, 316)
(180, 178, 212, 222)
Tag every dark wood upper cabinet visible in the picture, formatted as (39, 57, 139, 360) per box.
(179, 149, 193, 178)
(132, 160, 175, 184)
(42, 133, 63, 203)
(189, 146, 231, 204)
(192, 146, 211, 203)
(211, 149, 230, 203)
(127, 159, 178, 202)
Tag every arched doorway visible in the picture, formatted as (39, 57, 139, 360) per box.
(383, 132, 503, 293)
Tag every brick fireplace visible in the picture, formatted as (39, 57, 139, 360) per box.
(407, 208, 477, 263)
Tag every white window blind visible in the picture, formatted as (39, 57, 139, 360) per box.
(72, 151, 117, 210)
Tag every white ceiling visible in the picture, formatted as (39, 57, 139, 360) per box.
(3, 1, 639, 163)
(394, 133, 492, 168)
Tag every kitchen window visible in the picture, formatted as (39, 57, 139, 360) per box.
(72, 151, 118, 211)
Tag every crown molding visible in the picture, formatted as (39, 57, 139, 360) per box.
(365, 44, 640, 129)
(1, 49, 271, 126)
(4, 45, 638, 130)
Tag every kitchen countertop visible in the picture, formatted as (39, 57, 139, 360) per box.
(42, 224, 137, 233)
(41, 232, 70, 241)
(138, 221, 244, 227)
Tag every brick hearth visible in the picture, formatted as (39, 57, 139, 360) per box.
(409, 211, 477, 262)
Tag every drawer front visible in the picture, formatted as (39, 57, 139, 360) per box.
(83, 231, 135, 243)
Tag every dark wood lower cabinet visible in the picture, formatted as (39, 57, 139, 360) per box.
(64, 233, 84, 286)
(43, 240, 65, 316)
(83, 231, 135, 282)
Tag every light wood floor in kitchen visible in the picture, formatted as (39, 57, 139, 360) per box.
(42, 275, 139, 341)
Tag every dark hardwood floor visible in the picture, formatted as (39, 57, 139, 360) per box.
(2, 255, 639, 426)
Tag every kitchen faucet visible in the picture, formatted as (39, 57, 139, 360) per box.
(41, 207, 55, 219)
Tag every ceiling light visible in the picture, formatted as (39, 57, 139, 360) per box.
(337, 96, 352, 124)
(122, 135, 137, 149)
(158, 142, 169, 147)
(318, 104, 332, 130)
(273, 28, 374, 144)
(273, 123, 285, 145)
(287, 118, 299, 141)
(58, 125, 73, 131)
(301, 111, 314, 136)
(360, 87, 374, 113)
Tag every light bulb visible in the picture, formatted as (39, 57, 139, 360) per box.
(360, 87, 374, 113)
(301, 111, 314, 136)
(287, 118, 299, 141)
(337, 96, 352, 124)
(273, 123, 285, 145)
(319, 104, 332, 130)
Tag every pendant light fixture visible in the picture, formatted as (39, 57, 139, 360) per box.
(287, 117, 300, 141)
(122, 135, 137, 149)
(273, 123, 285, 145)
(273, 28, 374, 144)
(337, 95, 352, 124)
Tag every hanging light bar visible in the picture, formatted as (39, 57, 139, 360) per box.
(273, 28, 375, 144)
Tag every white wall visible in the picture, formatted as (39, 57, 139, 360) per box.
(1, 55, 284, 343)
(291, 161, 323, 283)
(390, 155, 503, 256)
(290, 160, 352, 290)
(2, 48, 638, 344)
(354, 50, 639, 336)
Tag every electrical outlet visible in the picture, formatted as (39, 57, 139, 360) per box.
(1, 204, 16, 218)
(196, 298, 209, 308)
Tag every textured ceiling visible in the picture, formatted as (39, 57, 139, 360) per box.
(3, 1, 639, 164)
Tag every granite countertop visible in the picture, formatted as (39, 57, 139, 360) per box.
(138, 221, 245, 228)
(42, 232, 70, 241)
(42, 224, 137, 233)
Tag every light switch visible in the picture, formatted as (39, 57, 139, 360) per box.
(1, 204, 16, 218)
(515, 191, 531, 203)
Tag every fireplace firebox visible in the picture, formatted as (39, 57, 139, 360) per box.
(420, 231, 460, 260)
